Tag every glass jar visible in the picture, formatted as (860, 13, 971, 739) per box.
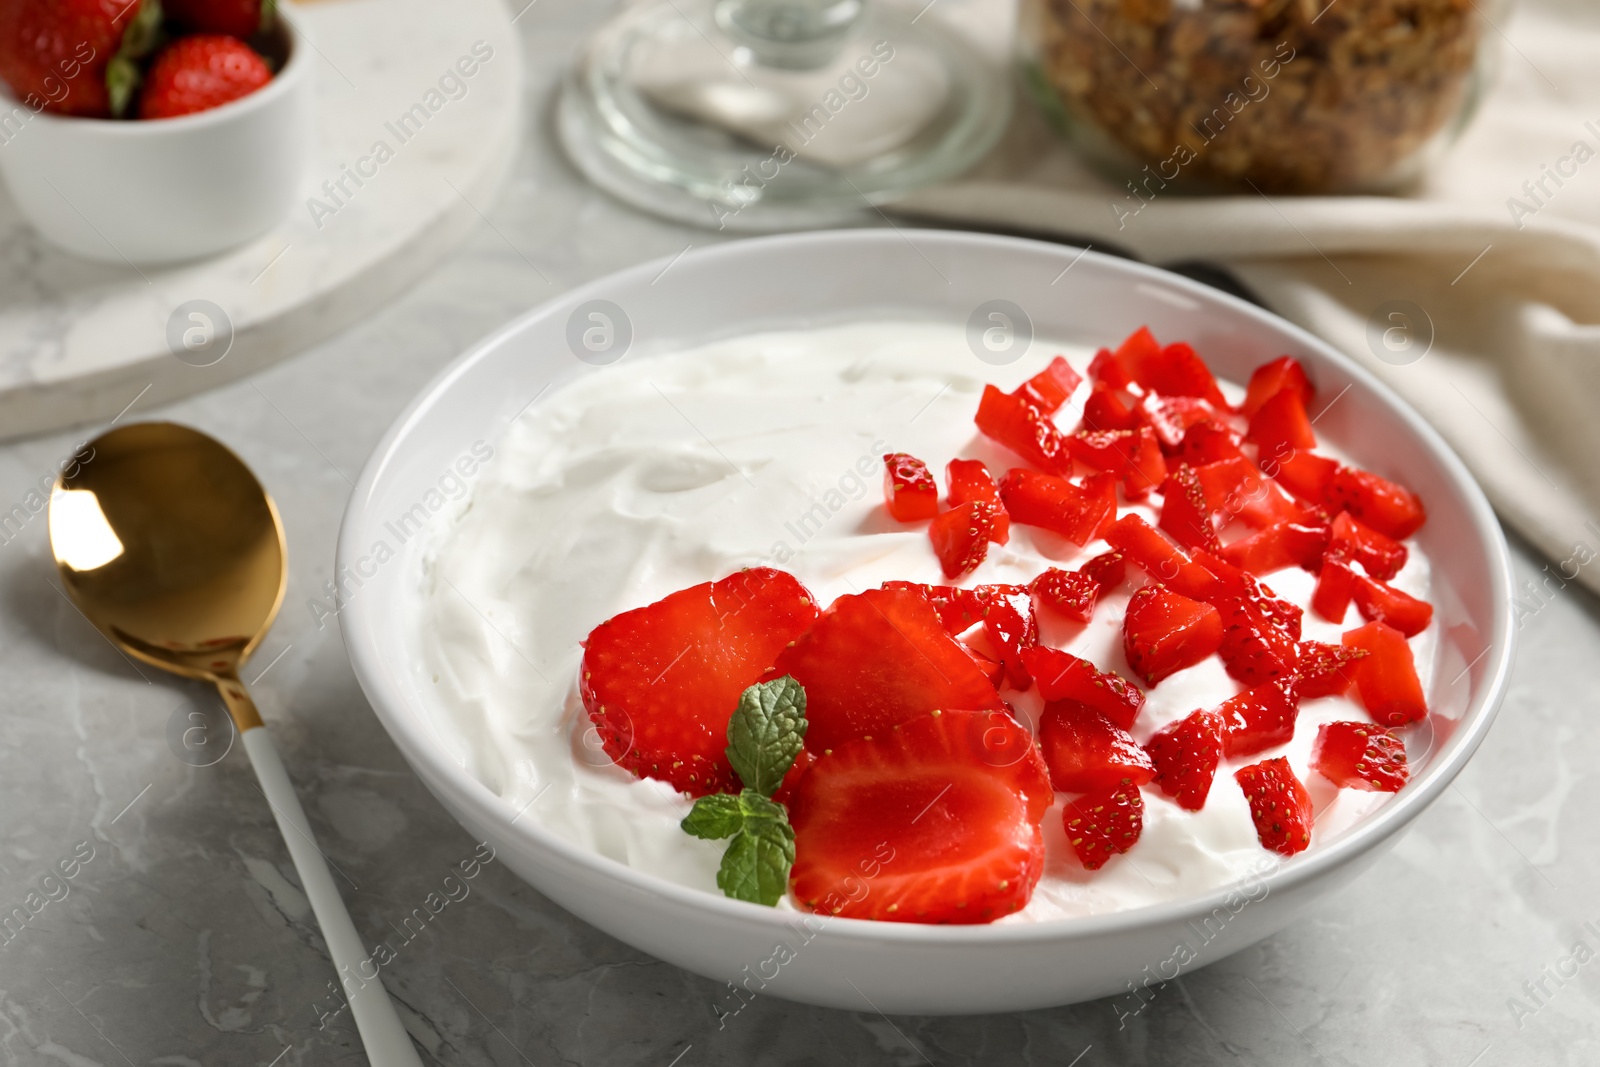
(1019, 0, 1499, 195)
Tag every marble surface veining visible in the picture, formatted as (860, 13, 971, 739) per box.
(0, 1, 1596, 1064)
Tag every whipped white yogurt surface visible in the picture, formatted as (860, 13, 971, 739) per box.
(417, 321, 1437, 922)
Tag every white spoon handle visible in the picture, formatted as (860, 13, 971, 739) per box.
(242, 726, 425, 1067)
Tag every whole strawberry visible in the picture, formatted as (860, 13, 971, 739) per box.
(163, 0, 273, 39)
(0, 0, 159, 117)
(140, 34, 272, 120)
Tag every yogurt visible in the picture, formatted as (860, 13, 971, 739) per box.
(417, 321, 1436, 921)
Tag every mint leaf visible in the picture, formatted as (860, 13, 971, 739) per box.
(725, 675, 807, 798)
(681, 792, 744, 840)
(716, 814, 796, 906)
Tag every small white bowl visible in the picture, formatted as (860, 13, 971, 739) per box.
(339, 230, 1515, 1014)
(0, 12, 311, 266)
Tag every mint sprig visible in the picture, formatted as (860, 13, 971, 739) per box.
(680, 675, 806, 906)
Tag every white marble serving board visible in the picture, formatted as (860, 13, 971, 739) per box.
(0, 0, 522, 441)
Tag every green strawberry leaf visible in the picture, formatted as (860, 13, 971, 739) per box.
(725, 675, 807, 798)
(680, 792, 744, 840)
(716, 814, 795, 906)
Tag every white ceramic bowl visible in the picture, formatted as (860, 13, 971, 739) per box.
(339, 230, 1515, 1014)
(0, 12, 310, 265)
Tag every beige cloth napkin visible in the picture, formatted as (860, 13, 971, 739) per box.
(895, 0, 1600, 599)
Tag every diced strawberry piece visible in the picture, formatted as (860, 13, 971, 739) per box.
(1221, 522, 1331, 575)
(882, 453, 939, 522)
(999, 468, 1113, 546)
(1328, 465, 1427, 540)
(1081, 550, 1127, 593)
(1351, 574, 1433, 637)
(975, 385, 1073, 476)
(1031, 568, 1101, 624)
(1040, 701, 1155, 792)
(1267, 449, 1338, 505)
(1159, 463, 1222, 554)
(1104, 514, 1224, 601)
(1219, 681, 1300, 757)
(946, 459, 1010, 543)
(881, 582, 1032, 637)
(1124, 426, 1168, 500)
(1291, 640, 1369, 699)
(1311, 721, 1410, 792)
(1067, 428, 1139, 475)
(581, 568, 820, 796)
(1212, 579, 1302, 686)
(1020, 646, 1145, 730)
(1341, 621, 1427, 726)
(1141, 394, 1222, 451)
(929, 501, 997, 579)
(1014, 355, 1083, 413)
(1196, 457, 1307, 530)
(1311, 557, 1356, 623)
(1083, 383, 1145, 432)
(1328, 512, 1407, 581)
(1241, 356, 1314, 419)
(771, 747, 816, 807)
(1235, 757, 1313, 855)
(771, 587, 1006, 753)
(1123, 585, 1224, 686)
(982, 588, 1038, 689)
(789, 709, 1051, 923)
(1064, 783, 1144, 871)
(1089, 346, 1134, 390)
(1145, 709, 1226, 810)
(1247, 389, 1317, 469)
(1176, 422, 1246, 467)
(1119, 334, 1229, 409)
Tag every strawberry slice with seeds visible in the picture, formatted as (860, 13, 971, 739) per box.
(1081, 550, 1127, 593)
(1159, 463, 1223, 554)
(1328, 465, 1427, 540)
(1083, 382, 1146, 432)
(1221, 521, 1330, 576)
(1328, 511, 1407, 580)
(1291, 640, 1369, 699)
(581, 568, 820, 796)
(788, 709, 1051, 923)
(1219, 681, 1300, 758)
(975, 386, 1073, 476)
(881, 582, 1028, 636)
(1311, 721, 1409, 792)
(1235, 757, 1313, 855)
(1241, 356, 1314, 419)
(1014, 355, 1083, 413)
(1117, 332, 1229, 409)
(1267, 449, 1339, 506)
(1211, 580, 1302, 687)
(1141, 394, 1223, 451)
(1123, 585, 1225, 686)
(1020, 647, 1145, 730)
(1341, 621, 1426, 726)
(1064, 784, 1144, 870)
(1196, 457, 1308, 531)
(1351, 574, 1433, 637)
(771, 587, 1006, 753)
(929, 501, 998, 579)
(1030, 568, 1101, 624)
(1145, 709, 1226, 810)
(1247, 389, 1318, 469)
(946, 459, 1010, 543)
(999, 469, 1114, 546)
(1040, 701, 1156, 792)
(1176, 422, 1247, 467)
(1104, 514, 1224, 601)
(981, 588, 1038, 689)
(882, 452, 939, 522)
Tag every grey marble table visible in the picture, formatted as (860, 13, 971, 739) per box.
(2, 3, 1597, 1065)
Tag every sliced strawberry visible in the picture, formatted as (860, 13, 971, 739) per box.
(1341, 621, 1427, 726)
(771, 587, 1006, 753)
(1142, 394, 1222, 451)
(1159, 463, 1222, 554)
(881, 582, 1029, 636)
(1329, 512, 1407, 581)
(1311, 721, 1409, 792)
(1176, 422, 1247, 467)
(1291, 640, 1369, 699)
(982, 589, 1038, 689)
(1247, 389, 1317, 469)
(975, 386, 1073, 476)
(1020, 647, 1145, 730)
(1040, 701, 1156, 792)
(1090, 345, 1134, 390)
(1080, 472, 1122, 542)
(882, 452, 939, 522)
(1196, 457, 1307, 531)
(1123, 585, 1224, 686)
(1121, 337, 1229, 409)
(1213, 585, 1302, 687)
(1241, 356, 1314, 419)
(1014, 355, 1083, 413)
(1104, 514, 1223, 601)
(1351, 574, 1433, 637)
(1145, 709, 1226, 810)
(1030, 568, 1100, 624)
(1235, 757, 1313, 855)
(946, 459, 1010, 543)
(1221, 522, 1330, 575)
(1123, 426, 1168, 500)
(1218, 681, 1300, 758)
(929, 501, 997, 579)
(1081, 550, 1127, 593)
(1268, 449, 1339, 505)
(1083, 382, 1146, 432)
(999, 469, 1113, 546)
(1328, 465, 1427, 540)
(788, 709, 1051, 923)
(581, 568, 819, 796)
(1311, 557, 1356, 624)
(1067, 428, 1142, 476)
(1064, 784, 1144, 871)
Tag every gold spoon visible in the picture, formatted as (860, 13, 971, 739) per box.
(48, 421, 423, 1067)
